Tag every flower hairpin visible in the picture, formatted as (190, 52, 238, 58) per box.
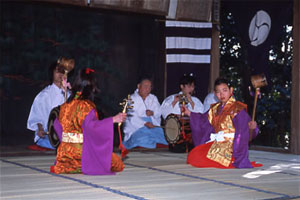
(85, 68, 95, 74)
(62, 76, 72, 91)
(75, 91, 82, 99)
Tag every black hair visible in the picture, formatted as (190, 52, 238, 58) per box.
(67, 68, 99, 103)
(137, 75, 153, 85)
(137, 75, 153, 89)
(179, 74, 195, 86)
(214, 77, 231, 90)
(48, 62, 58, 83)
(48, 60, 69, 83)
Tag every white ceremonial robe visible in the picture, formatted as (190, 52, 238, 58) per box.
(123, 89, 162, 142)
(27, 83, 69, 146)
(203, 92, 219, 113)
(161, 92, 204, 119)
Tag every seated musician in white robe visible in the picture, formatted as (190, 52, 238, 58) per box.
(123, 77, 168, 149)
(161, 74, 204, 120)
(203, 92, 219, 113)
(27, 61, 70, 150)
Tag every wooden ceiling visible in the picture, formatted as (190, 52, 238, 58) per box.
(9, 0, 218, 22)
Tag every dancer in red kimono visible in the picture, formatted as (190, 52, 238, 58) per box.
(184, 77, 262, 168)
(51, 68, 126, 175)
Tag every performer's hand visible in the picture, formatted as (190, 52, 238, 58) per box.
(182, 105, 191, 116)
(37, 124, 46, 138)
(144, 122, 155, 129)
(248, 121, 257, 130)
(186, 95, 195, 110)
(113, 113, 127, 123)
(37, 129, 47, 138)
(146, 110, 154, 116)
(172, 95, 180, 107)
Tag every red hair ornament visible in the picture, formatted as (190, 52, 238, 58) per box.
(85, 68, 95, 74)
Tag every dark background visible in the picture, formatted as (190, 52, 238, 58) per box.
(0, 2, 168, 147)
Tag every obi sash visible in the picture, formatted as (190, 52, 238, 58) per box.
(62, 132, 83, 143)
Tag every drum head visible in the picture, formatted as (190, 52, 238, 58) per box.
(164, 115, 180, 144)
(47, 106, 60, 148)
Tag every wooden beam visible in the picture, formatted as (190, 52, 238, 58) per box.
(291, 0, 300, 154)
(21, 0, 87, 6)
(209, 24, 220, 92)
(175, 0, 213, 22)
(208, 0, 220, 92)
(90, 0, 170, 16)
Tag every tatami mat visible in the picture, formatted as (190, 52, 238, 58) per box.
(1, 149, 299, 200)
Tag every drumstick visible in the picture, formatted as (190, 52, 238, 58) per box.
(250, 88, 259, 141)
(251, 88, 259, 121)
(249, 74, 267, 142)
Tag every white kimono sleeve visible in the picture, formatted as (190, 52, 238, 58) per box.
(27, 90, 52, 142)
(160, 94, 176, 120)
(123, 94, 147, 141)
(189, 96, 204, 113)
(148, 95, 162, 126)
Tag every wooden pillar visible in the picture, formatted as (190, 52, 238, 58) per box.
(291, 0, 300, 155)
(209, 23, 220, 92)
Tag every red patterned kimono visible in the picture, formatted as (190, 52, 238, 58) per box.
(51, 99, 124, 174)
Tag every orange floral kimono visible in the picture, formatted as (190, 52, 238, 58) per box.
(51, 99, 124, 175)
